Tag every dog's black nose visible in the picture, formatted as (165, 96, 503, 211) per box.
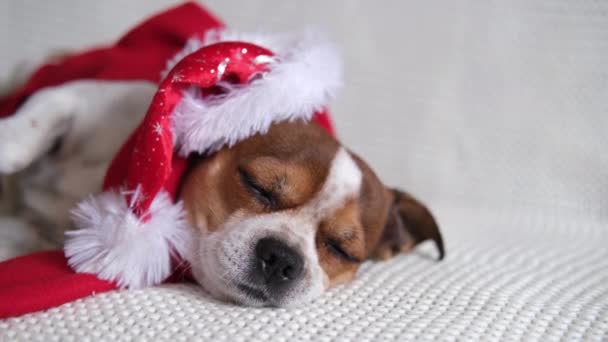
(254, 237, 304, 287)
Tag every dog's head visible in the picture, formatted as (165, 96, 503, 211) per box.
(181, 120, 444, 306)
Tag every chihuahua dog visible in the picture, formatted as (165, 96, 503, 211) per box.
(181, 119, 445, 306)
(1, 41, 444, 306)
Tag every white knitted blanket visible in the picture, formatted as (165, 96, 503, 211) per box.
(1, 0, 607, 340)
(1, 205, 606, 340)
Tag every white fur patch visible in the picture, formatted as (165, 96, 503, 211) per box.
(189, 212, 324, 307)
(306, 148, 363, 218)
(187, 147, 362, 306)
(168, 29, 343, 156)
(65, 190, 191, 289)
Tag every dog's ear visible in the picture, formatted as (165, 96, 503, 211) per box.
(372, 189, 445, 261)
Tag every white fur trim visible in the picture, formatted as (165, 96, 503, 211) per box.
(65, 190, 191, 289)
(169, 29, 343, 155)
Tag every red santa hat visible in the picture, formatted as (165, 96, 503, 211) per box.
(0, 3, 341, 319)
(64, 29, 342, 289)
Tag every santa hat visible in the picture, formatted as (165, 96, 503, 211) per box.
(64, 29, 342, 289)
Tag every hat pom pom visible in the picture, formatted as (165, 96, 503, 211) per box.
(65, 190, 190, 288)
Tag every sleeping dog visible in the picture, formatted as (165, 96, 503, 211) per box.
(0, 40, 444, 307)
(181, 119, 445, 305)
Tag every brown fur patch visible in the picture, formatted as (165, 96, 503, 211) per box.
(181, 121, 338, 233)
(349, 152, 393, 256)
(316, 200, 365, 286)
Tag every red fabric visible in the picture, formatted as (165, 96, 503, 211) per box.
(0, 251, 116, 319)
(105, 42, 275, 214)
(312, 109, 335, 137)
(104, 40, 335, 215)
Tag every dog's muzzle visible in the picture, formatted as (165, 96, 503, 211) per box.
(240, 237, 305, 304)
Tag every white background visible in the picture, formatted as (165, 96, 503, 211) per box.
(2, 1, 607, 221)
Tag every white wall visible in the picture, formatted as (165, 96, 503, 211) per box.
(2, 1, 607, 219)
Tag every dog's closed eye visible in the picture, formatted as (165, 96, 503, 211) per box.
(238, 167, 278, 209)
(324, 238, 361, 263)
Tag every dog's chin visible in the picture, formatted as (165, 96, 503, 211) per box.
(186, 237, 272, 307)
(189, 263, 272, 307)
(191, 266, 324, 307)
(187, 240, 319, 308)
